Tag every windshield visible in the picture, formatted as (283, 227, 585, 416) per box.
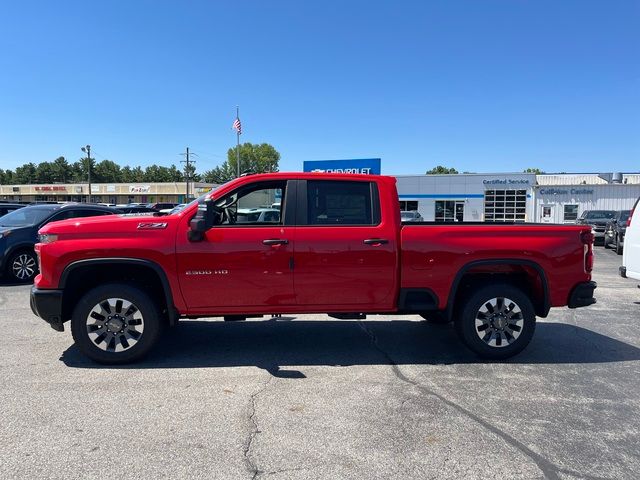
(620, 212, 630, 222)
(584, 211, 615, 220)
(0, 207, 54, 227)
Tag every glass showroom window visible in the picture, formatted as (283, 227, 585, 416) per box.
(484, 189, 527, 222)
(399, 201, 418, 211)
(564, 204, 578, 222)
(435, 200, 464, 222)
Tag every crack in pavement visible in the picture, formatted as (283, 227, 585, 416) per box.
(357, 321, 615, 480)
(243, 375, 275, 480)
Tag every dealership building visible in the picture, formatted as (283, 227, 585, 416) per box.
(396, 172, 640, 223)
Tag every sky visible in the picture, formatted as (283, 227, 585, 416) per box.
(0, 0, 638, 176)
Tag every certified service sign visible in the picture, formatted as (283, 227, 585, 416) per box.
(303, 158, 381, 175)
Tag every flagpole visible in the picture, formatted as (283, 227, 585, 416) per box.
(236, 105, 240, 177)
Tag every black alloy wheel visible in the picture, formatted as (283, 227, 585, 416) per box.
(70, 283, 163, 364)
(454, 283, 536, 360)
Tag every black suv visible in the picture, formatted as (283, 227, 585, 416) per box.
(604, 210, 631, 255)
(0, 203, 115, 282)
(0, 203, 26, 217)
(576, 210, 616, 245)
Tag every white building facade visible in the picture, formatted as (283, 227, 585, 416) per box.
(395, 172, 640, 223)
(396, 173, 536, 222)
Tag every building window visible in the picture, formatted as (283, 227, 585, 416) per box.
(484, 189, 527, 222)
(399, 201, 418, 211)
(435, 200, 464, 222)
(564, 204, 578, 222)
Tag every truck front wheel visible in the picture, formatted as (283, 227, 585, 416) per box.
(455, 284, 536, 360)
(70, 284, 163, 364)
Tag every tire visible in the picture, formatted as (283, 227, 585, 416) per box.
(615, 235, 623, 255)
(70, 283, 163, 364)
(7, 250, 38, 283)
(603, 234, 611, 249)
(420, 312, 451, 324)
(454, 283, 536, 360)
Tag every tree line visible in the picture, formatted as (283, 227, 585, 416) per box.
(426, 166, 545, 174)
(0, 142, 281, 185)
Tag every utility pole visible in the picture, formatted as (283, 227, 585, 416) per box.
(80, 145, 91, 203)
(180, 147, 197, 201)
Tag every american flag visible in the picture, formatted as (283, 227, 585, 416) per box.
(233, 117, 242, 135)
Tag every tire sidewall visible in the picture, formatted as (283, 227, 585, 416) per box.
(455, 283, 536, 360)
(71, 284, 162, 364)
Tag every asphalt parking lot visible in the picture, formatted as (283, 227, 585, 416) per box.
(1, 248, 639, 480)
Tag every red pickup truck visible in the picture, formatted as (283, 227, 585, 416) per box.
(31, 173, 596, 364)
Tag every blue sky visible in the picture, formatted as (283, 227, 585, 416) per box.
(0, 0, 638, 175)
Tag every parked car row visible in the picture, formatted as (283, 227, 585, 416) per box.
(0, 203, 115, 282)
(0, 201, 186, 283)
(577, 209, 630, 255)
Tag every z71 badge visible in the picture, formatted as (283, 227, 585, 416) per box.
(137, 222, 168, 229)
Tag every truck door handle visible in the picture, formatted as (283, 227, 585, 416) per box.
(263, 239, 289, 246)
(363, 238, 389, 245)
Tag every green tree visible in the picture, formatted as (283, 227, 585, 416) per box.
(71, 157, 96, 183)
(93, 160, 122, 183)
(121, 166, 133, 183)
(0, 169, 15, 184)
(35, 161, 55, 183)
(183, 162, 201, 182)
(52, 156, 72, 183)
(524, 168, 545, 174)
(167, 164, 184, 182)
(203, 143, 280, 183)
(13, 163, 37, 184)
(426, 165, 459, 174)
(130, 166, 145, 182)
(144, 165, 181, 183)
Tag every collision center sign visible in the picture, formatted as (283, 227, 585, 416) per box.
(303, 158, 381, 175)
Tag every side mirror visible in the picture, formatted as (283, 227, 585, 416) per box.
(188, 199, 220, 242)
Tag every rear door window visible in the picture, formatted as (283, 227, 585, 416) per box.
(306, 180, 377, 226)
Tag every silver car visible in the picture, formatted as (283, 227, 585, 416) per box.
(400, 210, 423, 222)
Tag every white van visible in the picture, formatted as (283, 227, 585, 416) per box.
(621, 198, 640, 281)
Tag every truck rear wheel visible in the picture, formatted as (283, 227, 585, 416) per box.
(70, 283, 163, 364)
(454, 283, 536, 360)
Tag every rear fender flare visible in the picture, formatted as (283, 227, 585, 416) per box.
(446, 259, 550, 320)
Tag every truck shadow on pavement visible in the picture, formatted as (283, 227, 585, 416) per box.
(60, 319, 640, 371)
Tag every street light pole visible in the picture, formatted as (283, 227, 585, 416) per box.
(81, 145, 92, 203)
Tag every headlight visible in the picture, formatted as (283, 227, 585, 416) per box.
(0, 230, 12, 238)
(38, 234, 58, 244)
